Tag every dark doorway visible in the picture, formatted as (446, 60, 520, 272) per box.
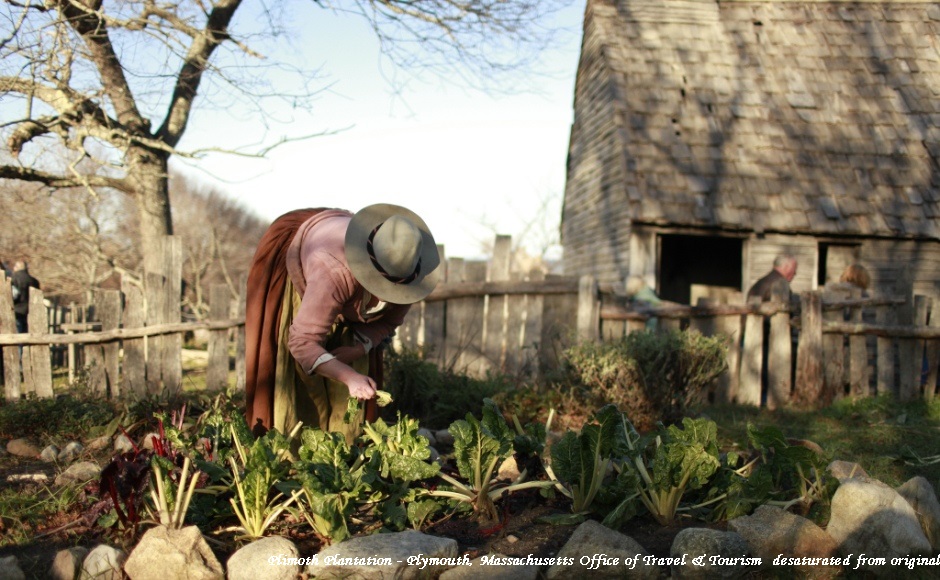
(817, 243, 860, 288)
(659, 234, 743, 305)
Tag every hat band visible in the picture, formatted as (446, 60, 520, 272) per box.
(367, 225, 422, 286)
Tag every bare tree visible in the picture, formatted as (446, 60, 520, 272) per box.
(0, 0, 569, 273)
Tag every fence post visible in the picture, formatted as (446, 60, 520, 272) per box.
(767, 304, 792, 410)
(577, 275, 599, 341)
(483, 235, 512, 372)
(207, 284, 230, 391)
(925, 297, 940, 401)
(739, 298, 763, 406)
(0, 274, 20, 401)
(235, 276, 247, 393)
(162, 237, 183, 394)
(795, 291, 823, 406)
(849, 287, 870, 397)
(422, 245, 446, 366)
(123, 282, 147, 397)
(25, 290, 53, 398)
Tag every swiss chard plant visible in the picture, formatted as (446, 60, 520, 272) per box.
(617, 416, 721, 525)
(545, 404, 630, 522)
(430, 399, 552, 523)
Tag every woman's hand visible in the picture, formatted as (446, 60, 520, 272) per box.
(330, 344, 366, 365)
(345, 373, 377, 400)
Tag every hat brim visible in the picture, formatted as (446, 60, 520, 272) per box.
(345, 204, 441, 304)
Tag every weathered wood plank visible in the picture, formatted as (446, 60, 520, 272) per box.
(577, 275, 599, 341)
(739, 305, 763, 407)
(897, 293, 917, 402)
(162, 237, 183, 395)
(462, 262, 488, 376)
(0, 273, 20, 401)
(715, 312, 742, 404)
(99, 290, 122, 398)
(235, 276, 247, 393)
(422, 245, 447, 366)
(912, 296, 930, 399)
(521, 269, 544, 377)
(848, 288, 869, 397)
(146, 270, 166, 394)
(207, 284, 230, 391)
(122, 282, 146, 397)
(26, 290, 52, 398)
(794, 291, 823, 407)
(767, 310, 792, 409)
(876, 305, 896, 397)
(483, 236, 511, 373)
(925, 298, 940, 401)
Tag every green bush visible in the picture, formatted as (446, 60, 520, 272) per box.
(383, 349, 511, 429)
(564, 330, 727, 431)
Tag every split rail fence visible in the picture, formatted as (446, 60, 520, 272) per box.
(3, 234, 940, 408)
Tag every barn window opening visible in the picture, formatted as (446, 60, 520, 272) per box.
(658, 234, 743, 305)
(817, 242, 861, 288)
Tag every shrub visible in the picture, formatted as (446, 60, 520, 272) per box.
(0, 394, 117, 441)
(564, 330, 727, 431)
(383, 349, 511, 429)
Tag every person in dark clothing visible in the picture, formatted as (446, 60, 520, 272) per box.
(11, 261, 40, 333)
(747, 255, 797, 303)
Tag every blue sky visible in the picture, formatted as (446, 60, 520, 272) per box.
(175, 1, 587, 260)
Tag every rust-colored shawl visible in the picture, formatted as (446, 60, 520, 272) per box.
(244, 208, 379, 431)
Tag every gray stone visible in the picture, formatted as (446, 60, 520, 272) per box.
(113, 434, 134, 454)
(40, 444, 60, 462)
(434, 429, 455, 447)
(827, 478, 932, 575)
(728, 505, 839, 579)
(439, 554, 539, 580)
(227, 536, 300, 580)
(309, 530, 457, 579)
(55, 462, 102, 487)
(80, 545, 125, 580)
(6, 438, 40, 458)
(49, 547, 89, 580)
(897, 476, 940, 551)
(670, 528, 754, 579)
(0, 556, 26, 580)
(417, 428, 437, 446)
(827, 460, 868, 482)
(124, 525, 223, 580)
(546, 520, 659, 579)
(428, 446, 441, 465)
(141, 432, 160, 451)
(58, 441, 84, 463)
(497, 456, 520, 481)
(85, 435, 111, 452)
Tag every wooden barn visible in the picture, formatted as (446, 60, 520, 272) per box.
(561, 0, 940, 305)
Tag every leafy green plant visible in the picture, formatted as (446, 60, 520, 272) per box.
(545, 405, 629, 520)
(149, 455, 200, 529)
(617, 416, 721, 525)
(360, 414, 440, 483)
(565, 330, 727, 430)
(429, 399, 552, 523)
(226, 420, 301, 540)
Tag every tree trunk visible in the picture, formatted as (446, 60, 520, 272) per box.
(127, 146, 173, 274)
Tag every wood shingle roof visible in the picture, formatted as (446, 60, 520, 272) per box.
(580, 0, 940, 239)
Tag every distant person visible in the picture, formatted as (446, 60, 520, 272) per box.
(747, 255, 798, 303)
(11, 261, 40, 333)
(619, 275, 674, 329)
(826, 263, 871, 295)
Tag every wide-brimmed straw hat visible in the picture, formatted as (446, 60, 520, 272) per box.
(345, 204, 441, 304)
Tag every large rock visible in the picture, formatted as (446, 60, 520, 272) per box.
(0, 556, 26, 580)
(897, 476, 940, 551)
(545, 520, 659, 579)
(50, 547, 89, 580)
(124, 526, 223, 580)
(497, 456, 521, 481)
(55, 462, 101, 487)
(827, 478, 932, 575)
(827, 460, 868, 482)
(57, 441, 84, 463)
(439, 554, 539, 580)
(80, 545, 125, 580)
(434, 429, 455, 448)
(670, 528, 755, 579)
(729, 505, 840, 578)
(308, 530, 458, 579)
(227, 536, 300, 580)
(6, 438, 40, 458)
(40, 444, 60, 462)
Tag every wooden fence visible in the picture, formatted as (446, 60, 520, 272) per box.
(4, 234, 940, 408)
(0, 238, 245, 401)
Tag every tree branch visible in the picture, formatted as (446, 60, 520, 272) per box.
(0, 164, 126, 191)
(157, 0, 243, 147)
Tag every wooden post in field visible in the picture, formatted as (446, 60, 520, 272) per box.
(848, 287, 870, 397)
(123, 282, 146, 397)
(100, 290, 122, 397)
(235, 276, 247, 393)
(484, 236, 511, 372)
(521, 269, 545, 377)
(25, 290, 53, 398)
(162, 237, 183, 394)
(822, 287, 847, 401)
(422, 245, 446, 366)
(0, 274, 20, 401)
(577, 275, 599, 341)
(795, 291, 823, 406)
(912, 296, 930, 400)
(876, 305, 896, 397)
(462, 261, 488, 376)
(767, 305, 792, 409)
(739, 298, 763, 406)
(146, 269, 166, 394)
(207, 284, 230, 391)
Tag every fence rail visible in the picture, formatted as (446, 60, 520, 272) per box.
(3, 234, 940, 409)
